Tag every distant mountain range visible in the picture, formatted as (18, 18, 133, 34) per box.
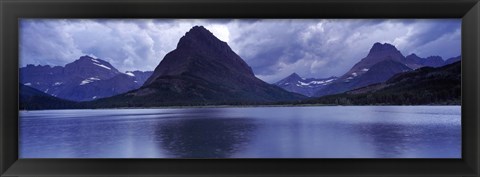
(19, 26, 461, 109)
(20, 56, 153, 101)
(274, 73, 337, 97)
(274, 42, 461, 97)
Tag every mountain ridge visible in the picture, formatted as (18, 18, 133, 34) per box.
(20, 56, 153, 101)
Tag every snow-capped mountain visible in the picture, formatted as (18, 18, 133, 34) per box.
(64, 55, 121, 79)
(343, 43, 406, 79)
(20, 56, 153, 101)
(274, 73, 337, 97)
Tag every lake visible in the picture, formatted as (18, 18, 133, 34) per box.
(19, 106, 461, 158)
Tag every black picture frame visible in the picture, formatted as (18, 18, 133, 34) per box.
(1, 0, 479, 176)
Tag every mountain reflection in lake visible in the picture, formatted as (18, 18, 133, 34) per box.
(153, 109, 257, 158)
(19, 106, 461, 158)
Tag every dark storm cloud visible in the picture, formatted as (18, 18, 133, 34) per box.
(20, 19, 461, 82)
(227, 19, 461, 82)
(394, 20, 461, 58)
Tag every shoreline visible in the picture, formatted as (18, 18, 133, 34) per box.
(20, 104, 462, 111)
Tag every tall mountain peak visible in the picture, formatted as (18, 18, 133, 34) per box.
(76, 55, 109, 64)
(79, 55, 94, 60)
(65, 56, 120, 80)
(344, 42, 405, 77)
(144, 26, 255, 86)
(288, 72, 301, 79)
(177, 25, 226, 49)
(186, 26, 211, 36)
(368, 42, 399, 56)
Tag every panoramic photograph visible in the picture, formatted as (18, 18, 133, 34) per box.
(19, 19, 461, 158)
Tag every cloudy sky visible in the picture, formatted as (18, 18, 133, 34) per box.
(20, 19, 461, 83)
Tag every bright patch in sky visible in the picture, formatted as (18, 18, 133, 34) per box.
(206, 24, 230, 43)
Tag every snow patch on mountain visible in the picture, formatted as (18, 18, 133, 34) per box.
(125, 72, 135, 77)
(274, 73, 338, 97)
(297, 79, 335, 87)
(91, 58, 100, 63)
(80, 77, 101, 85)
(93, 63, 111, 70)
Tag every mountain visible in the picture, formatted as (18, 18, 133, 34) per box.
(64, 70, 154, 101)
(313, 42, 460, 97)
(274, 73, 337, 97)
(316, 59, 412, 96)
(127, 70, 154, 84)
(303, 61, 461, 105)
(314, 43, 413, 97)
(347, 59, 412, 88)
(445, 55, 462, 65)
(422, 56, 445, 68)
(404, 53, 424, 69)
(343, 42, 405, 79)
(20, 84, 78, 110)
(64, 55, 121, 79)
(20, 56, 153, 101)
(406, 53, 461, 69)
(90, 26, 305, 107)
(144, 26, 255, 86)
(58, 71, 151, 101)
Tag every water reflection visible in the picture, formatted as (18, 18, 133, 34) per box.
(355, 122, 461, 158)
(19, 106, 461, 158)
(153, 109, 257, 158)
(355, 123, 416, 157)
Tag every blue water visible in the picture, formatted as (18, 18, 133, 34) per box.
(19, 106, 461, 158)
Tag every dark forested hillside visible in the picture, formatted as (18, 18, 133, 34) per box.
(20, 84, 79, 110)
(303, 61, 461, 105)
